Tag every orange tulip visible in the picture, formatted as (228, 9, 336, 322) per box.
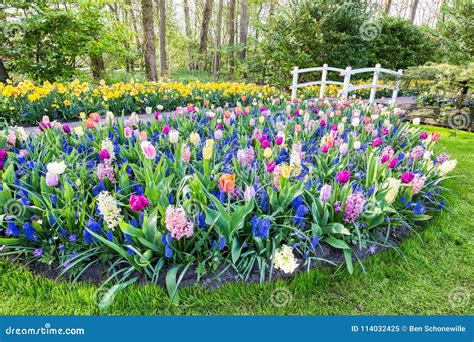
(89, 112, 100, 123)
(85, 119, 95, 129)
(431, 131, 441, 141)
(219, 174, 236, 193)
(139, 131, 148, 141)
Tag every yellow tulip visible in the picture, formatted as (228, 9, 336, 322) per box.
(263, 147, 272, 158)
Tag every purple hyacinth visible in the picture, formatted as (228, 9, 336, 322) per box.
(343, 192, 366, 223)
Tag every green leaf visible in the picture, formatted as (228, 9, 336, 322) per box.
(143, 209, 159, 245)
(166, 265, 182, 306)
(324, 236, 351, 250)
(119, 221, 144, 238)
(322, 222, 351, 236)
(231, 237, 243, 263)
(343, 249, 354, 275)
(85, 228, 141, 270)
(97, 277, 138, 311)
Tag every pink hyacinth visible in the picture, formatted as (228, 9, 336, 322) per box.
(182, 145, 191, 163)
(237, 147, 255, 167)
(165, 206, 194, 240)
(130, 194, 149, 211)
(411, 174, 425, 194)
(273, 165, 282, 188)
(436, 153, 449, 164)
(343, 192, 366, 223)
(97, 163, 116, 183)
(409, 145, 424, 160)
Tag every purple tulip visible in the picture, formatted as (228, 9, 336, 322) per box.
(401, 172, 415, 184)
(63, 124, 71, 133)
(381, 154, 390, 164)
(419, 132, 428, 140)
(372, 137, 383, 147)
(388, 157, 398, 169)
(99, 149, 110, 160)
(337, 170, 351, 183)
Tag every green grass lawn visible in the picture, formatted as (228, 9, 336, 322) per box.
(0, 126, 472, 315)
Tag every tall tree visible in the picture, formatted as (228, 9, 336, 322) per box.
(239, 0, 248, 60)
(141, 0, 157, 81)
(183, 0, 193, 68)
(198, 0, 213, 54)
(0, 58, 9, 84)
(157, 0, 167, 75)
(385, 0, 392, 14)
(227, 0, 236, 71)
(213, 0, 224, 74)
(409, 0, 420, 23)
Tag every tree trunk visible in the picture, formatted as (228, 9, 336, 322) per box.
(238, 0, 248, 60)
(157, 0, 167, 76)
(409, 0, 420, 23)
(385, 0, 392, 14)
(198, 0, 213, 54)
(0, 58, 9, 84)
(141, 0, 157, 81)
(90, 54, 106, 81)
(213, 0, 224, 75)
(183, 0, 193, 68)
(227, 0, 236, 71)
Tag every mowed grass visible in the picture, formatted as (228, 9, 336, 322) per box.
(0, 126, 473, 315)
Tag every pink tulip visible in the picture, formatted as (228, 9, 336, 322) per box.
(275, 136, 284, 145)
(141, 141, 157, 160)
(45, 172, 59, 187)
(163, 125, 170, 135)
(124, 127, 133, 138)
(381, 154, 390, 164)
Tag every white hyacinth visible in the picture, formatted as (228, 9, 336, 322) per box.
(97, 191, 123, 230)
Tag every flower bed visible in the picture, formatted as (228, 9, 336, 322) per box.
(0, 99, 456, 305)
(0, 80, 281, 125)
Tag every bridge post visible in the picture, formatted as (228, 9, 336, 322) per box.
(369, 64, 380, 105)
(320, 64, 328, 99)
(342, 66, 352, 98)
(391, 69, 403, 105)
(291, 66, 299, 100)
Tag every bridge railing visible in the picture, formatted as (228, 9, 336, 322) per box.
(290, 64, 403, 104)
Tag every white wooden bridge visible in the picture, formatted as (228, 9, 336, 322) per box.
(290, 64, 403, 104)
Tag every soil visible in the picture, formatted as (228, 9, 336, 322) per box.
(1, 224, 413, 290)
